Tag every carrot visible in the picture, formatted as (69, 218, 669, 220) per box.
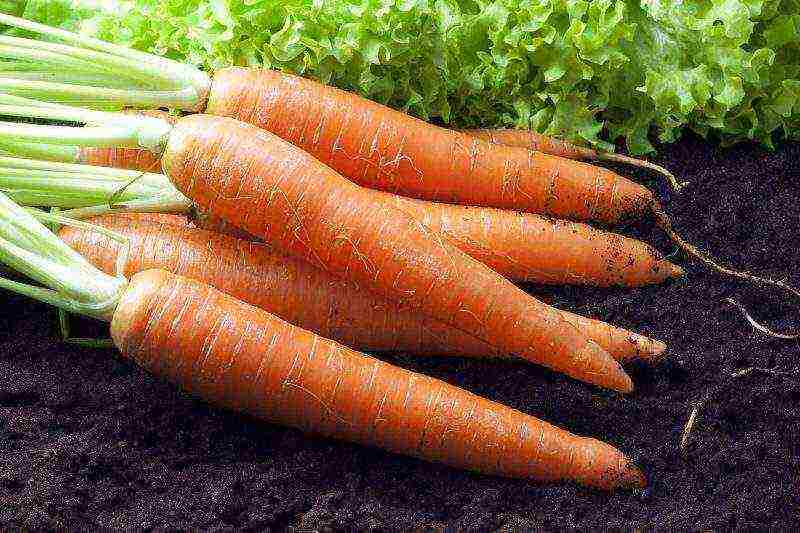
(161, 114, 633, 391)
(0, 154, 681, 289)
(111, 269, 645, 490)
(463, 129, 686, 192)
(379, 192, 683, 287)
(204, 68, 653, 225)
(60, 213, 667, 362)
(0, 199, 646, 490)
(0, 105, 634, 391)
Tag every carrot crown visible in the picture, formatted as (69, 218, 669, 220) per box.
(0, 190, 128, 321)
(0, 13, 209, 112)
(0, 156, 190, 217)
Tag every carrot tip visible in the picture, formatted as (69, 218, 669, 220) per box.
(616, 461, 647, 490)
(627, 334, 667, 362)
(577, 341, 634, 393)
(617, 370, 635, 394)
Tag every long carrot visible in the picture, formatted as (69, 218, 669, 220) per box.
(204, 68, 653, 225)
(0, 198, 646, 490)
(378, 192, 683, 287)
(113, 270, 644, 490)
(192, 198, 685, 289)
(0, 156, 682, 288)
(0, 107, 633, 392)
(60, 213, 667, 362)
(462, 129, 686, 192)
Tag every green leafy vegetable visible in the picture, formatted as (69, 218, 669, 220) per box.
(18, 0, 800, 154)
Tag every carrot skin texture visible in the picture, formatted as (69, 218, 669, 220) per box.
(382, 193, 682, 287)
(110, 269, 645, 489)
(464, 129, 597, 161)
(205, 68, 654, 225)
(195, 194, 682, 288)
(161, 115, 633, 392)
(61, 215, 666, 362)
(63, 217, 497, 358)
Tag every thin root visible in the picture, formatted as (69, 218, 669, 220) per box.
(599, 152, 689, 193)
(679, 366, 799, 455)
(653, 205, 800, 305)
(723, 297, 799, 339)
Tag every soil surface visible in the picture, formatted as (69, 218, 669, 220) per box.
(1, 133, 799, 530)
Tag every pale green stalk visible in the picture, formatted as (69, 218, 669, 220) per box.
(0, 191, 126, 321)
(0, 13, 210, 111)
(0, 93, 173, 152)
(0, 139, 78, 162)
(0, 156, 191, 216)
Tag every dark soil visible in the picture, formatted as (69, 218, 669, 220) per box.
(1, 133, 799, 530)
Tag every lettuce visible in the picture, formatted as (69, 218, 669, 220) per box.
(20, 0, 800, 154)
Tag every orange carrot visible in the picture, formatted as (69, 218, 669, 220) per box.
(193, 193, 682, 288)
(61, 214, 667, 362)
(380, 193, 682, 287)
(158, 115, 631, 391)
(110, 269, 645, 490)
(60, 141, 681, 288)
(205, 68, 654, 225)
(462, 129, 683, 191)
(465, 129, 597, 161)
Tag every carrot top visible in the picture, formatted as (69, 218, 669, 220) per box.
(0, 13, 208, 111)
(0, 13, 209, 111)
(0, 188, 127, 321)
(0, 155, 190, 216)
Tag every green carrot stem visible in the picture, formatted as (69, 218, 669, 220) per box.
(0, 13, 210, 111)
(0, 139, 78, 162)
(0, 121, 142, 148)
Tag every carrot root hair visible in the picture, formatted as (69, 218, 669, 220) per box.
(598, 153, 689, 193)
(653, 205, 800, 330)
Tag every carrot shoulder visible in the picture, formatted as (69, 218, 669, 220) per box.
(61, 214, 667, 363)
(160, 115, 633, 392)
(111, 269, 645, 490)
(205, 68, 655, 225)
